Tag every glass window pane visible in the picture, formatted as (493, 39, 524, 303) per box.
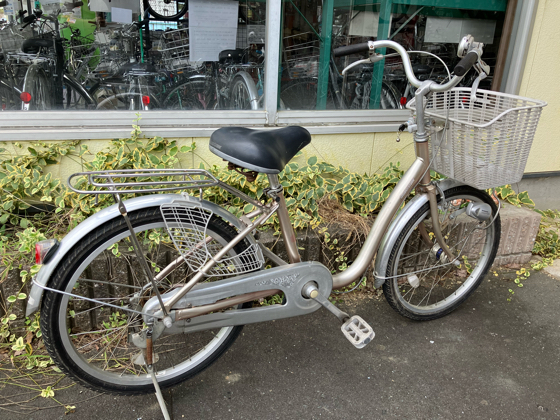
(279, 0, 507, 111)
(0, 0, 267, 112)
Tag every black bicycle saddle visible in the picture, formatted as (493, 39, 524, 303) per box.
(209, 126, 311, 174)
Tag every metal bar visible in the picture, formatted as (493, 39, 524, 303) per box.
(288, 0, 323, 41)
(427, 185, 455, 262)
(392, 0, 506, 12)
(389, 6, 423, 40)
(317, 0, 335, 110)
(175, 289, 281, 321)
(258, 243, 289, 266)
(504, 0, 538, 94)
(32, 278, 163, 319)
(265, 0, 282, 125)
(267, 174, 301, 263)
(332, 154, 428, 289)
(369, 0, 393, 109)
(116, 199, 169, 317)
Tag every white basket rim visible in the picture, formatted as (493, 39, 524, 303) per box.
(406, 87, 547, 129)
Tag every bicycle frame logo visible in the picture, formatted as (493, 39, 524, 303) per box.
(256, 273, 300, 288)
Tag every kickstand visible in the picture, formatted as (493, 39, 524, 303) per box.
(148, 364, 171, 420)
(145, 328, 171, 420)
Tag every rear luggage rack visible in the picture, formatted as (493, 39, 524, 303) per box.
(68, 168, 219, 195)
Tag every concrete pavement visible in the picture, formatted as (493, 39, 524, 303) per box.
(1, 269, 559, 420)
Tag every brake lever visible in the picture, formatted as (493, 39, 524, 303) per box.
(341, 53, 384, 76)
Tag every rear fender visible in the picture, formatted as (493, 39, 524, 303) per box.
(26, 193, 258, 316)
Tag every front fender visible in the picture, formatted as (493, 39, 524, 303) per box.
(26, 193, 258, 316)
(373, 179, 464, 288)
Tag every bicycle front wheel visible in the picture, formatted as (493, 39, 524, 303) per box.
(41, 207, 252, 395)
(382, 185, 500, 321)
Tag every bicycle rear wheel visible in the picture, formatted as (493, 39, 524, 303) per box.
(229, 75, 258, 110)
(280, 78, 336, 110)
(144, 0, 187, 20)
(382, 185, 500, 321)
(21, 65, 52, 110)
(164, 79, 209, 110)
(41, 207, 253, 395)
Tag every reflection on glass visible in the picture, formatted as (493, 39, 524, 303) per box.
(280, 1, 506, 111)
(0, 0, 267, 111)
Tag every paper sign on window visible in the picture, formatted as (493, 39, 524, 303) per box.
(189, 0, 239, 62)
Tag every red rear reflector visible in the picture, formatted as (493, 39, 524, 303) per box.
(20, 92, 32, 103)
(142, 95, 150, 106)
(35, 239, 58, 264)
(400, 97, 407, 106)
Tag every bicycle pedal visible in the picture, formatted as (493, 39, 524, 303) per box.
(341, 315, 375, 349)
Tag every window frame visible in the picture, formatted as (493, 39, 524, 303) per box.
(0, 0, 538, 141)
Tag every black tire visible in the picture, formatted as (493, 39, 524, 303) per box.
(164, 79, 208, 110)
(280, 78, 336, 110)
(144, 0, 187, 20)
(41, 206, 252, 395)
(382, 186, 500, 321)
(352, 80, 401, 109)
(21, 65, 52, 110)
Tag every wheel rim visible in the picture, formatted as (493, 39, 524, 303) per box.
(389, 193, 496, 315)
(55, 220, 241, 388)
(231, 80, 251, 110)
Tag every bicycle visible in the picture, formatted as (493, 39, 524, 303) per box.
(18, 10, 96, 110)
(25, 35, 545, 414)
(164, 48, 260, 110)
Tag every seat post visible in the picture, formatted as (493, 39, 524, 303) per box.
(267, 174, 301, 264)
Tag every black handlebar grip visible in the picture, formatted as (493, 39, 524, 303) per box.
(0, 2, 8, 8)
(454, 50, 479, 76)
(334, 42, 370, 57)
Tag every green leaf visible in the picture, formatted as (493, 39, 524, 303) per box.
(517, 191, 534, 207)
(0, 213, 9, 224)
(307, 156, 318, 166)
(17, 293, 27, 300)
(169, 146, 178, 157)
(243, 203, 255, 213)
(285, 198, 296, 207)
(7, 295, 16, 303)
(3, 201, 13, 211)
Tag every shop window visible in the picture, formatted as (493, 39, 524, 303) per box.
(0, 0, 267, 112)
(279, 0, 507, 111)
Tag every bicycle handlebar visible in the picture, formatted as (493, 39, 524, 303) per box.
(334, 38, 482, 92)
(333, 42, 370, 57)
(453, 50, 479, 76)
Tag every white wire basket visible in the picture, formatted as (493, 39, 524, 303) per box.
(408, 88, 547, 190)
(0, 26, 31, 53)
(283, 33, 319, 79)
(160, 203, 264, 277)
(159, 28, 190, 71)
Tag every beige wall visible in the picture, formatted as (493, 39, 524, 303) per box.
(518, 0, 560, 173)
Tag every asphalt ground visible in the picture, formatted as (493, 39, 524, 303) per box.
(1, 269, 559, 420)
